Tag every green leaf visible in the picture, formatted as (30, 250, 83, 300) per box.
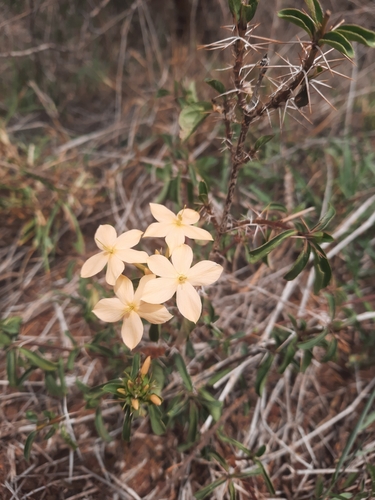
(204, 78, 226, 95)
(247, 229, 297, 263)
(333, 385, 375, 481)
(156, 88, 170, 98)
(254, 458, 276, 494)
(228, 480, 236, 500)
(187, 401, 199, 443)
(179, 101, 212, 141)
(148, 404, 166, 435)
(95, 407, 112, 443)
(44, 426, 57, 440)
(284, 242, 311, 281)
(304, 0, 323, 24)
(19, 348, 58, 372)
(198, 180, 209, 205)
(1, 316, 22, 335)
(254, 135, 274, 151)
(24, 430, 38, 461)
(301, 349, 313, 372)
(278, 9, 316, 38)
(335, 25, 375, 48)
(122, 406, 133, 442)
(312, 245, 332, 294)
(319, 31, 355, 58)
(66, 348, 79, 371)
(228, 0, 241, 20)
(297, 328, 328, 350)
(102, 381, 124, 395)
(313, 203, 335, 231)
(194, 477, 227, 500)
(60, 426, 78, 450)
(174, 353, 193, 392)
(278, 342, 297, 374)
(321, 337, 337, 362)
(199, 388, 223, 421)
(6, 349, 17, 387)
(241, 1, 258, 24)
(149, 323, 160, 342)
(131, 353, 140, 378)
(255, 353, 274, 396)
(25, 411, 38, 423)
(45, 373, 65, 397)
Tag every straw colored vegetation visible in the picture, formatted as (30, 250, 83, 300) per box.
(1, 0, 375, 498)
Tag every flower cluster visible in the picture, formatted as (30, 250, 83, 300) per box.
(81, 204, 223, 350)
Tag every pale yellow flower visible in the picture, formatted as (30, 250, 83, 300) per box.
(92, 274, 173, 350)
(143, 203, 213, 253)
(141, 244, 223, 323)
(81, 225, 148, 285)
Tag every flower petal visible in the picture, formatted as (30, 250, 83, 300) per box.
(106, 254, 125, 285)
(149, 203, 176, 223)
(143, 222, 170, 238)
(93, 298, 125, 322)
(95, 225, 117, 250)
(81, 252, 108, 278)
(183, 225, 213, 242)
(188, 261, 223, 286)
(179, 208, 200, 225)
(165, 228, 185, 253)
(115, 229, 143, 249)
(134, 274, 156, 303)
(141, 277, 177, 304)
(171, 244, 193, 274)
(176, 282, 202, 323)
(115, 249, 149, 263)
(121, 311, 144, 350)
(114, 275, 134, 304)
(138, 303, 173, 323)
(147, 255, 176, 278)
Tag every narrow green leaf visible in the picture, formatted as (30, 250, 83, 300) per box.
(325, 292, 336, 320)
(167, 397, 188, 418)
(278, 9, 316, 38)
(198, 180, 209, 205)
(312, 244, 332, 294)
(6, 349, 17, 387)
(241, 1, 258, 23)
(1, 316, 22, 335)
(174, 353, 193, 392)
(122, 406, 133, 442)
(148, 404, 166, 435)
(45, 373, 65, 397)
(95, 407, 112, 443)
(66, 348, 79, 371)
(301, 349, 313, 372)
(156, 88, 170, 98)
(204, 78, 226, 95)
(199, 388, 223, 421)
(187, 401, 199, 443)
(333, 386, 375, 481)
(321, 337, 338, 362)
(335, 25, 375, 48)
(19, 348, 57, 371)
(313, 203, 336, 231)
(148, 323, 160, 342)
(206, 450, 229, 471)
(284, 242, 311, 281)
(60, 426, 78, 450)
(247, 229, 297, 264)
(194, 477, 227, 500)
(228, 480, 236, 500)
(255, 353, 274, 396)
(25, 411, 38, 423)
(297, 328, 328, 350)
(304, 0, 323, 24)
(315, 475, 324, 497)
(24, 430, 38, 461)
(278, 342, 297, 374)
(254, 134, 274, 151)
(319, 31, 355, 58)
(254, 458, 276, 494)
(228, 0, 241, 20)
(131, 353, 140, 378)
(179, 101, 212, 141)
(44, 426, 57, 440)
(102, 382, 124, 395)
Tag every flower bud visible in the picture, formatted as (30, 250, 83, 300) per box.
(149, 394, 162, 406)
(117, 388, 126, 395)
(140, 356, 151, 376)
(131, 398, 139, 411)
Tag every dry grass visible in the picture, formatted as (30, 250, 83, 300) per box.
(1, 1, 375, 499)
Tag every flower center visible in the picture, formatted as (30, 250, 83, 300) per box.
(125, 303, 137, 314)
(175, 214, 183, 227)
(177, 274, 187, 284)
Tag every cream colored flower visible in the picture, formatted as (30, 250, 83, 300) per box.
(81, 225, 148, 285)
(141, 244, 223, 323)
(143, 203, 213, 253)
(92, 274, 173, 350)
